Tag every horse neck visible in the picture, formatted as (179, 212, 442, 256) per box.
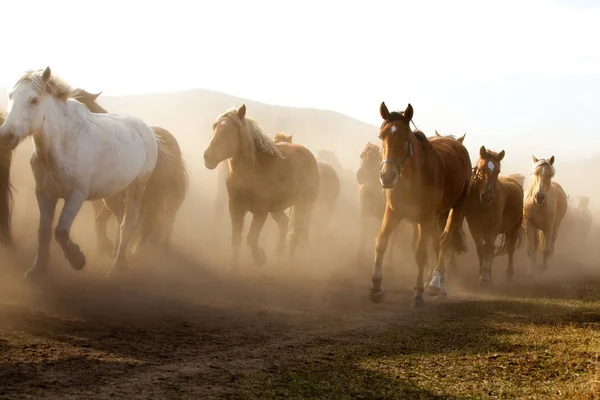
(398, 134, 426, 183)
(34, 100, 82, 155)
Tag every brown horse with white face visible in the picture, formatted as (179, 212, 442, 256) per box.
(523, 156, 568, 275)
(372, 102, 471, 306)
(466, 146, 525, 285)
(204, 105, 319, 270)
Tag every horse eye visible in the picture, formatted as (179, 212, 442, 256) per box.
(30, 97, 39, 105)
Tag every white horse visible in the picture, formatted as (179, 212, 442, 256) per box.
(0, 67, 158, 278)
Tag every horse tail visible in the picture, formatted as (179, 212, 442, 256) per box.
(495, 223, 526, 257)
(0, 148, 13, 246)
(132, 127, 189, 253)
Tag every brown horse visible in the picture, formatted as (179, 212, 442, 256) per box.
(72, 89, 189, 255)
(466, 146, 525, 285)
(372, 102, 471, 306)
(203, 105, 319, 269)
(523, 156, 568, 275)
(273, 133, 340, 234)
(0, 115, 13, 246)
(509, 173, 525, 188)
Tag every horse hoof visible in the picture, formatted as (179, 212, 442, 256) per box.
(369, 288, 385, 303)
(411, 295, 425, 308)
(478, 277, 492, 287)
(253, 249, 267, 266)
(426, 285, 440, 296)
(24, 267, 47, 279)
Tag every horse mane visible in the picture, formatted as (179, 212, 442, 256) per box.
(15, 69, 75, 100)
(526, 159, 556, 193)
(217, 110, 283, 164)
(273, 132, 293, 143)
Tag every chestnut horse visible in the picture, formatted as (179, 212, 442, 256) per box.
(203, 105, 319, 269)
(466, 146, 525, 285)
(523, 156, 568, 275)
(72, 89, 189, 256)
(0, 114, 13, 246)
(373, 103, 471, 306)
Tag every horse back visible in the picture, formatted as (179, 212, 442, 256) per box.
(317, 161, 340, 200)
(550, 181, 568, 223)
(429, 137, 472, 212)
(498, 176, 525, 224)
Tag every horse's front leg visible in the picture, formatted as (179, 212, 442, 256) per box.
(524, 220, 537, 277)
(428, 208, 465, 296)
(54, 191, 87, 271)
(541, 228, 554, 271)
(370, 207, 399, 303)
(25, 190, 58, 278)
(414, 221, 433, 307)
(479, 234, 496, 286)
(247, 211, 269, 266)
(228, 201, 245, 272)
(270, 211, 289, 258)
(92, 199, 114, 257)
(471, 232, 485, 281)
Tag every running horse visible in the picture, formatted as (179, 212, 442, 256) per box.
(466, 146, 525, 285)
(372, 102, 471, 306)
(523, 156, 568, 275)
(0, 67, 158, 278)
(71, 89, 189, 256)
(203, 105, 319, 269)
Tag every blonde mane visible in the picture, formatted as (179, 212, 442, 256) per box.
(217, 110, 283, 165)
(15, 69, 75, 100)
(526, 159, 555, 194)
(273, 132, 293, 143)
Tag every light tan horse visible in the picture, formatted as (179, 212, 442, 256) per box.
(0, 115, 13, 246)
(72, 89, 189, 255)
(203, 105, 319, 269)
(466, 146, 525, 285)
(509, 173, 525, 188)
(523, 156, 568, 275)
(373, 103, 471, 306)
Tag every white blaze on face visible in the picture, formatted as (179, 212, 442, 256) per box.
(220, 120, 227, 126)
(390, 125, 397, 133)
(487, 160, 495, 172)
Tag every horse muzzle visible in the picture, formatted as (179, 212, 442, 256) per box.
(534, 193, 546, 205)
(203, 151, 219, 170)
(379, 166, 398, 189)
(0, 130, 19, 150)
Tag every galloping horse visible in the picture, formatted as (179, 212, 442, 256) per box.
(0, 115, 13, 246)
(273, 132, 340, 235)
(523, 156, 568, 275)
(466, 146, 525, 284)
(203, 105, 319, 269)
(372, 103, 471, 306)
(71, 89, 189, 255)
(0, 67, 158, 278)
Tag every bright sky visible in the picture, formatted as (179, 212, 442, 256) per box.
(2, 0, 600, 163)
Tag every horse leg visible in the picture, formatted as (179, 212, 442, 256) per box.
(541, 228, 554, 272)
(505, 227, 519, 282)
(524, 220, 537, 277)
(479, 234, 495, 286)
(271, 211, 289, 258)
(103, 195, 125, 258)
(369, 207, 399, 303)
(413, 221, 434, 307)
(472, 233, 485, 282)
(425, 221, 440, 283)
(92, 200, 114, 257)
(54, 191, 86, 271)
(246, 211, 269, 266)
(228, 201, 245, 272)
(25, 190, 58, 278)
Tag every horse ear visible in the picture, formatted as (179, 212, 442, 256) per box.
(532, 155, 539, 164)
(479, 146, 487, 159)
(41, 66, 51, 83)
(549, 155, 555, 165)
(237, 104, 246, 119)
(435, 130, 441, 137)
(498, 150, 505, 161)
(457, 133, 466, 143)
(404, 104, 414, 122)
(91, 92, 102, 101)
(380, 102, 390, 120)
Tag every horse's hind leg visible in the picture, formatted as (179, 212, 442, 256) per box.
(54, 191, 87, 271)
(370, 207, 399, 303)
(541, 228, 554, 271)
(271, 211, 289, 258)
(229, 201, 245, 272)
(107, 181, 146, 277)
(505, 226, 520, 281)
(92, 200, 114, 257)
(103, 194, 125, 258)
(413, 221, 434, 307)
(247, 211, 268, 266)
(25, 190, 58, 278)
(524, 220, 537, 277)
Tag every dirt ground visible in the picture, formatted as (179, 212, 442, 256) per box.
(1, 150, 600, 399)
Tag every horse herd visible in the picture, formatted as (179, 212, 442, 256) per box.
(0, 67, 586, 309)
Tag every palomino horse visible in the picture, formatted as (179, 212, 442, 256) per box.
(523, 156, 568, 275)
(372, 102, 471, 306)
(273, 133, 340, 235)
(509, 173, 525, 188)
(71, 89, 189, 256)
(466, 146, 525, 285)
(0, 67, 158, 278)
(0, 115, 13, 246)
(356, 142, 417, 265)
(203, 105, 320, 269)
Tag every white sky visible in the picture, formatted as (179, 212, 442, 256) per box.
(1, 0, 600, 162)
